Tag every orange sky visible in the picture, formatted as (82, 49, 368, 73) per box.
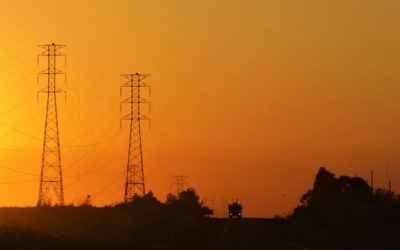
(0, 0, 400, 217)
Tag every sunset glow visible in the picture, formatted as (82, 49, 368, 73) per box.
(0, 0, 400, 217)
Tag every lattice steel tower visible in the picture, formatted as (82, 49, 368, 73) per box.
(37, 43, 66, 206)
(121, 73, 150, 202)
(172, 175, 189, 195)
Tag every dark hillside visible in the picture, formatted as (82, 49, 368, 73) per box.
(1, 169, 400, 250)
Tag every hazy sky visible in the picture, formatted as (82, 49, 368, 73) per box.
(0, 0, 399, 217)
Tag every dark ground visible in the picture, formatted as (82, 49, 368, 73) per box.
(2, 168, 398, 250)
(0, 207, 296, 250)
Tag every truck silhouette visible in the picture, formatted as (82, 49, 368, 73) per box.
(228, 200, 243, 218)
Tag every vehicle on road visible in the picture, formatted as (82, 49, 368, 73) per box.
(228, 200, 243, 218)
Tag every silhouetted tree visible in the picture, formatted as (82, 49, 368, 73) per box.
(115, 191, 164, 211)
(166, 188, 213, 217)
(298, 167, 371, 212)
(300, 167, 338, 208)
(291, 167, 400, 250)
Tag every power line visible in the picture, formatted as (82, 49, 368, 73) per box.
(61, 76, 111, 189)
(92, 170, 125, 198)
(0, 164, 38, 176)
(0, 44, 36, 71)
(66, 88, 119, 99)
(64, 146, 126, 179)
(0, 121, 41, 140)
(63, 147, 126, 189)
(0, 69, 36, 98)
(0, 178, 37, 185)
(0, 120, 119, 147)
(62, 104, 122, 172)
(0, 147, 40, 152)
(61, 95, 119, 146)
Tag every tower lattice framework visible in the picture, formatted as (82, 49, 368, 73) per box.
(173, 175, 189, 196)
(37, 43, 66, 206)
(121, 73, 150, 202)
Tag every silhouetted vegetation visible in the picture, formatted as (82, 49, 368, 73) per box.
(165, 188, 214, 218)
(3, 170, 400, 249)
(0, 188, 218, 250)
(288, 167, 400, 249)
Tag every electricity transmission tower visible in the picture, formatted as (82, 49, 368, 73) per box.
(172, 175, 189, 195)
(37, 43, 66, 206)
(121, 73, 150, 202)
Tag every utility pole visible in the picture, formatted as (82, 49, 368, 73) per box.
(172, 175, 189, 195)
(37, 43, 66, 206)
(121, 73, 150, 202)
(386, 165, 391, 191)
(371, 170, 374, 191)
